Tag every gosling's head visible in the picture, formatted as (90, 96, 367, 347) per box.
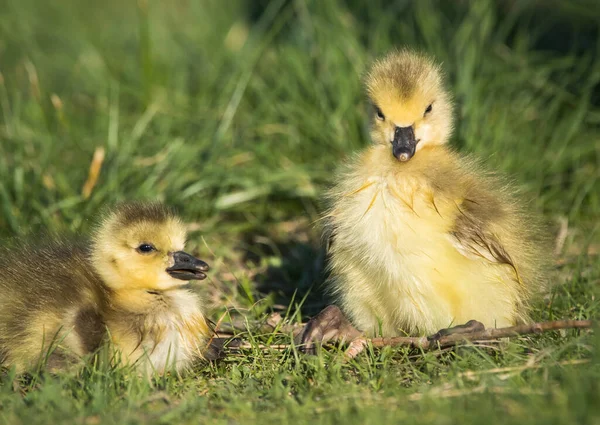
(365, 48, 453, 162)
(91, 202, 209, 292)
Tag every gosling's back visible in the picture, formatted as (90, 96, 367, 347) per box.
(0, 237, 107, 371)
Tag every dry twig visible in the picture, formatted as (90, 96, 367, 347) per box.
(217, 319, 593, 359)
(367, 320, 593, 350)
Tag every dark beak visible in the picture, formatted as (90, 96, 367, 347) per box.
(392, 125, 417, 162)
(166, 251, 210, 281)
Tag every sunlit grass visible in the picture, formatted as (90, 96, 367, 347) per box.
(0, 0, 598, 423)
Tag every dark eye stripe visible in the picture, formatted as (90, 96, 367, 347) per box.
(424, 104, 433, 115)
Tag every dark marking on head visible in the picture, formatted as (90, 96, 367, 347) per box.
(365, 49, 440, 101)
(109, 202, 177, 227)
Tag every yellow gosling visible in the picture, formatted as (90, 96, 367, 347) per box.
(299, 48, 552, 353)
(0, 202, 214, 374)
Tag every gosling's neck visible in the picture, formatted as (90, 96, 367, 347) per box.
(108, 287, 187, 314)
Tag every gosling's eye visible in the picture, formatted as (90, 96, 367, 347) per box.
(136, 243, 156, 254)
(375, 107, 385, 121)
(424, 104, 433, 116)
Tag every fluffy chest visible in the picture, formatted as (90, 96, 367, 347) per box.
(147, 291, 210, 371)
(330, 174, 455, 280)
(113, 290, 210, 373)
(328, 174, 476, 334)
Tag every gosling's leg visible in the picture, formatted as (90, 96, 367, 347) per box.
(203, 337, 242, 360)
(296, 305, 364, 356)
(427, 319, 485, 344)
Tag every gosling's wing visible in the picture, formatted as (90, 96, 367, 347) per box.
(449, 197, 518, 273)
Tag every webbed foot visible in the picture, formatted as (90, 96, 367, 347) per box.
(296, 305, 364, 357)
(427, 319, 485, 345)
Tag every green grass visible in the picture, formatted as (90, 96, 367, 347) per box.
(0, 0, 599, 423)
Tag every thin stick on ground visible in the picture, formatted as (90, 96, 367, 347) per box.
(219, 319, 594, 359)
(367, 319, 593, 350)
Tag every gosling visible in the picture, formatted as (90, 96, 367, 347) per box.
(0, 202, 214, 374)
(299, 48, 551, 353)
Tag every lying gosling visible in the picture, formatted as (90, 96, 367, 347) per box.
(299, 48, 552, 353)
(0, 202, 214, 374)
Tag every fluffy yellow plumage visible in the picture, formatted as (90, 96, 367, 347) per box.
(0, 202, 215, 374)
(299, 48, 552, 349)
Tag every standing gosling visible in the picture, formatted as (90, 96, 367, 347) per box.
(299, 48, 552, 352)
(0, 202, 213, 374)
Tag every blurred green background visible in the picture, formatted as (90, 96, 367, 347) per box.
(0, 0, 599, 423)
